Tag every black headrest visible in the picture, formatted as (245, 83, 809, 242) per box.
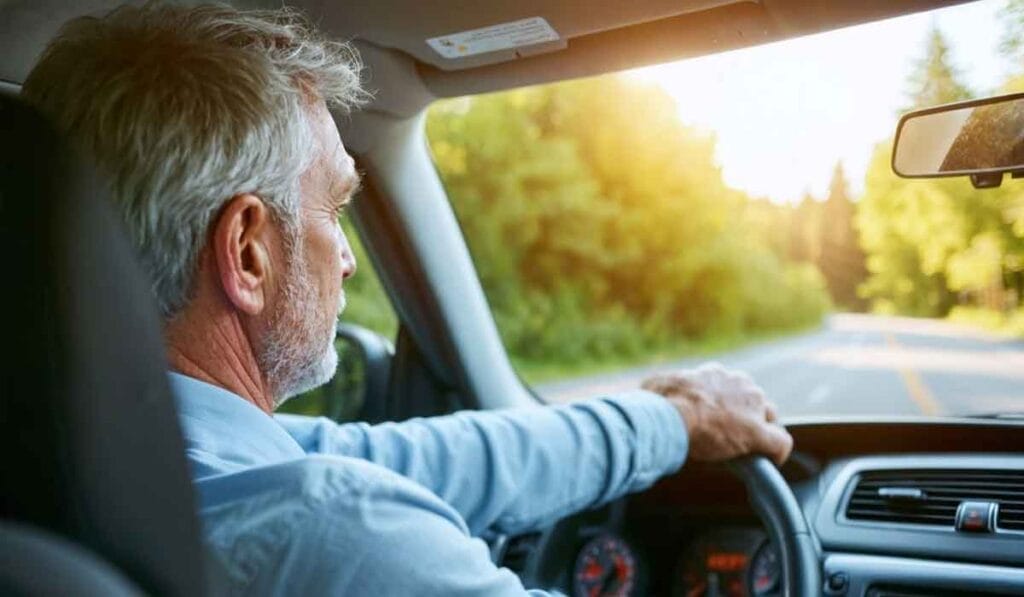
(0, 94, 206, 595)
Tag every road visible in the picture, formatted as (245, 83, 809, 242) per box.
(536, 314, 1024, 418)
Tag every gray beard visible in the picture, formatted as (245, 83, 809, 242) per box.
(258, 250, 343, 408)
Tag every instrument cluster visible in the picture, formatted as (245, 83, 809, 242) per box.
(673, 528, 780, 597)
(569, 527, 780, 597)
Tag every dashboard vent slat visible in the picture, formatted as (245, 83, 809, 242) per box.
(845, 469, 1024, 531)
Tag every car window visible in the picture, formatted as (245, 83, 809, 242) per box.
(277, 219, 397, 420)
(426, 0, 1024, 419)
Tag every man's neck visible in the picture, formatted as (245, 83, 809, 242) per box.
(165, 302, 276, 415)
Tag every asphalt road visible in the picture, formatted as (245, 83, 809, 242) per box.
(536, 314, 1024, 418)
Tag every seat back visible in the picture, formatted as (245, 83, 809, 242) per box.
(0, 94, 207, 596)
(0, 521, 142, 596)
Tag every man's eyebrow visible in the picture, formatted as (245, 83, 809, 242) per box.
(340, 171, 363, 205)
(333, 170, 362, 207)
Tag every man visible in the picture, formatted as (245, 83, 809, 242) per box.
(23, 4, 792, 595)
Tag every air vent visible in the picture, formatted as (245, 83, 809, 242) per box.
(845, 469, 1024, 531)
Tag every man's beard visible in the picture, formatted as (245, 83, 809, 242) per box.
(257, 238, 344, 408)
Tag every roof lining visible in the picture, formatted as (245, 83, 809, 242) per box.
(415, 0, 971, 100)
(0, 0, 975, 120)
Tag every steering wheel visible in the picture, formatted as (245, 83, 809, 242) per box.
(729, 455, 821, 597)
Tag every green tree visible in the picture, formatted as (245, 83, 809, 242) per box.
(791, 192, 822, 264)
(905, 26, 972, 110)
(858, 26, 977, 316)
(857, 142, 961, 315)
(818, 163, 868, 310)
(1000, 0, 1024, 66)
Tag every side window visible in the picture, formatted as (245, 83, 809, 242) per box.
(276, 219, 397, 420)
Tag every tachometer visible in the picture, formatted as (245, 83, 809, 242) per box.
(748, 540, 781, 596)
(572, 534, 638, 597)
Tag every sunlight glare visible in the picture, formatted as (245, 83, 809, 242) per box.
(629, 0, 1006, 203)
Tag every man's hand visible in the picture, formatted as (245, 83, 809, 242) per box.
(641, 362, 793, 466)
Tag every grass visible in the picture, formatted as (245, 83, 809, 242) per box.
(511, 323, 822, 386)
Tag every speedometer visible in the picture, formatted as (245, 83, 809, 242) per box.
(572, 534, 638, 597)
(748, 541, 781, 596)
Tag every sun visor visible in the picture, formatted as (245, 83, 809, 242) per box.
(409, 0, 749, 71)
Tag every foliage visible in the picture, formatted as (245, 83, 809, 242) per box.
(904, 26, 972, 111)
(856, 22, 1024, 322)
(819, 163, 869, 310)
(1000, 0, 1024, 66)
(426, 77, 829, 376)
(948, 305, 1024, 337)
(858, 142, 963, 315)
(744, 165, 867, 313)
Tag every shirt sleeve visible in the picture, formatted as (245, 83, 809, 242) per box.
(275, 391, 688, 536)
(197, 456, 565, 596)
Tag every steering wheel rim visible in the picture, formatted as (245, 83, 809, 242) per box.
(729, 455, 821, 597)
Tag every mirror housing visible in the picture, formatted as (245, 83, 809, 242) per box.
(892, 92, 1024, 189)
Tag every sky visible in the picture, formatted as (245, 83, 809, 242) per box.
(631, 0, 1010, 203)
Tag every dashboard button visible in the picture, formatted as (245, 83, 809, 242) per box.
(826, 571, 849, 594)
(955, 501, 996, 533)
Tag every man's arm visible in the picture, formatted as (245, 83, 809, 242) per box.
(277, 391, 687, 536)
(278, 363, 792, 537)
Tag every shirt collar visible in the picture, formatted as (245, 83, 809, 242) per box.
(169, 372, 305, 478)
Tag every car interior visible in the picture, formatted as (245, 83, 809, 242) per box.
(2, 1, 1024, 596)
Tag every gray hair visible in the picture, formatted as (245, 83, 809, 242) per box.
(22, 3, 368, 318)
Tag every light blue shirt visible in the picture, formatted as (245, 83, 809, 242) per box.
(169, 372, 688, 596)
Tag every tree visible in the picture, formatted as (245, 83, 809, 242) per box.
(905, 26, 972, 111)
(790, 192, 821, 264)
(857, 26, 981, 316)
(1000, 0, 1024, 66)
(857, 143, 960, 315)
(818, 162, 868, 310)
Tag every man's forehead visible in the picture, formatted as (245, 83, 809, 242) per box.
(308, 100, 360, 201)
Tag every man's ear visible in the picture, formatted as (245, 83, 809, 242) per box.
(211, 194, 275, 316)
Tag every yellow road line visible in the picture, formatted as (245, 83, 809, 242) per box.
(885, 332, 943, 416)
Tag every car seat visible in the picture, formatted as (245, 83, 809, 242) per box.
(0, 93, 214, 596)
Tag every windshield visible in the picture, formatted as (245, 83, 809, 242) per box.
(424, 0, 1024, 418)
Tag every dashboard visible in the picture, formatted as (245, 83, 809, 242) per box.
(497, 417, 1024, 596)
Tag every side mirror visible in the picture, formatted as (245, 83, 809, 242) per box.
(332, 322, 394, 420)
(892, 92, 1024, 188)
(279, 322, 394, 421)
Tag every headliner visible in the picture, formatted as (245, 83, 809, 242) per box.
(0, 0, 972, 117)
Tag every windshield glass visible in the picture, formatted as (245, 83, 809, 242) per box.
(424, 0, 1024, 418)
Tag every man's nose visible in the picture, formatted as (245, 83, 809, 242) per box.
(340, 240, 357, 280)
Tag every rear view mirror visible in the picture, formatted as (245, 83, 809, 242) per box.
(892, 92, 1024, 188)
